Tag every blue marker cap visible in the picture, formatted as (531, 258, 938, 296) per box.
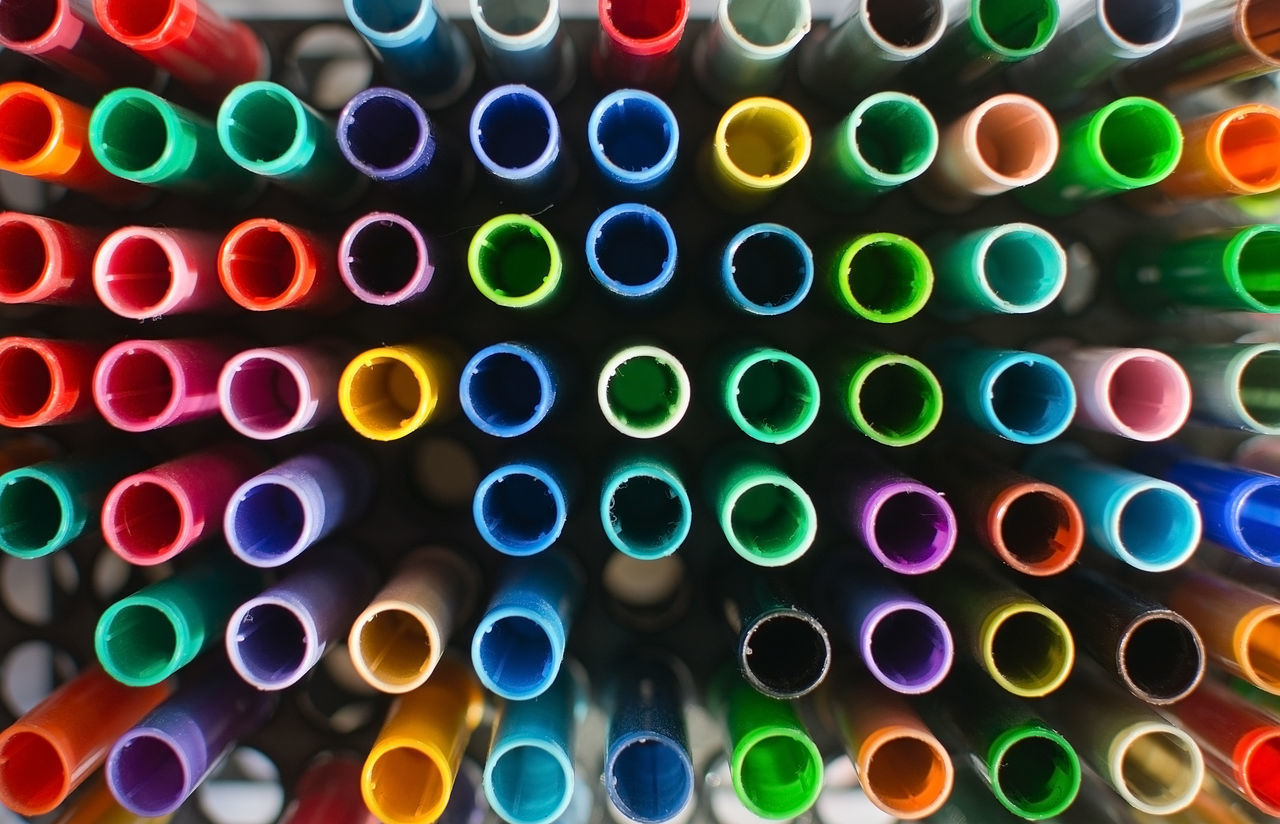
(720, 224, 813, 316)
(473, 460, 568, 555)
(586, 204, 678, 300)
(587, 90, 679, 194)
(931, 344, 1076, 444)
(600, 457, 692, 559)
(460, 343, 556, 438)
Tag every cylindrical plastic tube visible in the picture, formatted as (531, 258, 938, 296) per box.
(339, 343, 453, 441)
(797, 0, 947, 105)
(1025, 445, 1200, 572)
(1020, 98, 1183, 215)
(828, 676, 954, 820)
(0, 453, 137, 559)
(807, 92, 938, 211)
(710, 453, 816, 566)
(1159, 104, 1280, 199)
(719, 571, 830, 699)
(712, 668, 823, 819)
(1171, 567, 1280, 696)
(719, 346, 819, 444)
(470, 85, 567, 208)
(92, 0, 267, 101)
(0, 0, 157, 87)
(702, 97, 811, 211)
(218, 81, 364, 201)
(836, 349, 942, 447)
(0, 213, 100, 305)
(471, 0, 574, 99)
(0, 667, 170, 816)
(93, 227, 228, 318)
(483, 667, 580, 824)
(362, 656, 484, 824)
(89, 88, 260, 201)
(468, 214, 563, 309)
(1163, 679, 1280, 817)
(473, 459, 569, 556)
(586, 203, 677, 301)
(106, 666, 276, 817)
(837, 458, 955, 574)
(604, 654, 694, 824)
(592, 0, 689, 90)
(0, 82, 143, 205)
(1042, 344, 1191, 441)
(225, 447, 371, 568)
(218, 218, 342, 312)
(1173, 343, 1280, 434)
(471, 551, 581, 700)
(344, 0, 475, 108)
(280, 755, 379, 824)
(460, 343, 556, 438)
(228, 548, 376, 690)
(719, 223, 812, 315)
(1116, 225, 1280, 313)
(838, 579, 954, 694)
(102, 445, 259, 566)
(337, 87, 469, 198)
(692, 0, 811, 101)
(928, 224, 1067, 315)
(598, 345, 690, 438)
(826, 232, 932, 322)
(94, 560, 261, 686)
(0, 337, 101, 427)
(923, 0, 1060, 86)
(587, 90, 679, 195)
(929, 345, 1075, 444)
(1024, 567, 1204, 705)
(219, 344, 342, 440)
(350, 548, 478, 694)
(340, 212, 437, 306)
(914, 94, 1059, 213)
(93, 338, 231, 431)
(601, 456, 692, 560)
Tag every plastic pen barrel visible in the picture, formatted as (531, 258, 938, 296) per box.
(702, 97, 811, 211)
(586, 203, 677, 302)
(94, 560, 260, 686)
(601, 456, 692, 559)
(472, 551, 581, 700)
(461, 342, 557, 437)
(692, 0, 811, 101)
(219, 344, 341, 440)
(339, 343, 453, 441)
(1173, 343, 1280, 434)
(340, 212, 437, 306)
(228, 548, 375, 691)
(1046, 344, 1192, 440)
(344, 0, 474, 108)
(593, 0, 689, 90)
(0, 453, 135, 559)
(0, 337, 100, 426)
(1118, 224, 1280, 314)
(807, 93, 938, 212)
(1025, 446, 1199, 572)
(218, 82, 364, 201)
(89, 88, 259, 203)
(470, 85, 567, 208)
(483, 667, 579, 824)
(719, 223, 812, 316)
(826, 232, 932, 322)
(281, 756, 379, 824)
(106, 667, 276, 818)
(0, 667, 169, 816)
(839, 578, 954, 694)
(836, 350, 942, 447)
(93, 0, 266, 100)
(1157, 104, 1280, 199)
(720, 571, 830, 698)
(1024, 567, 1204, 704)
(598, 345, 690, 438)
(0, 0, 156, 86)
(587, 90, 679, 195)
(337, 87, 469, 198)
(93, 339, 230, 431)
(838, 458, 955, 574)
(914, 94, 1058, 212)
(102, 446, 258, 566)
(923, 0, 1060, 86)
(225, 447, 371, 568)
(218, 218, 342, 312)
(930, 345, 1075, 444)
(719, 346, 819, 444)
(0, 213, 99, 305)
(1020, 98, 1182, 215)
(469, 214, 563, 309)
(710, 453, 816, 566)
(473, 459, 568, 555)
(350, 548, 478, 694)
(604, 655, 694, 824)
(928, 224, 1067, 315)
(93, 227, 228, 318)
(828, 677, 954, 820)
(0, 82, 143, 205)
(712, 668, 823, 819)
(471, 0, 573, 98)
(797, 0, 947, 104)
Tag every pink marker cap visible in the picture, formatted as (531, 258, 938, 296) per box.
(93, 226, 229, 319)
(219, 345, 341, 440)
(0, 212, 100, 305)
(1047, 345, 1192, 441)
(93, 338, 233, 431)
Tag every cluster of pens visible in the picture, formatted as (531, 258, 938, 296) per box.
(5, 0, 1280, 823)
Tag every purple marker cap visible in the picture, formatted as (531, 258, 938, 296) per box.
(842, 460, 957, 574)
(106, 666, 277, 817)
(846, 583, 954, 694)
(339, 212, 436, 306)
